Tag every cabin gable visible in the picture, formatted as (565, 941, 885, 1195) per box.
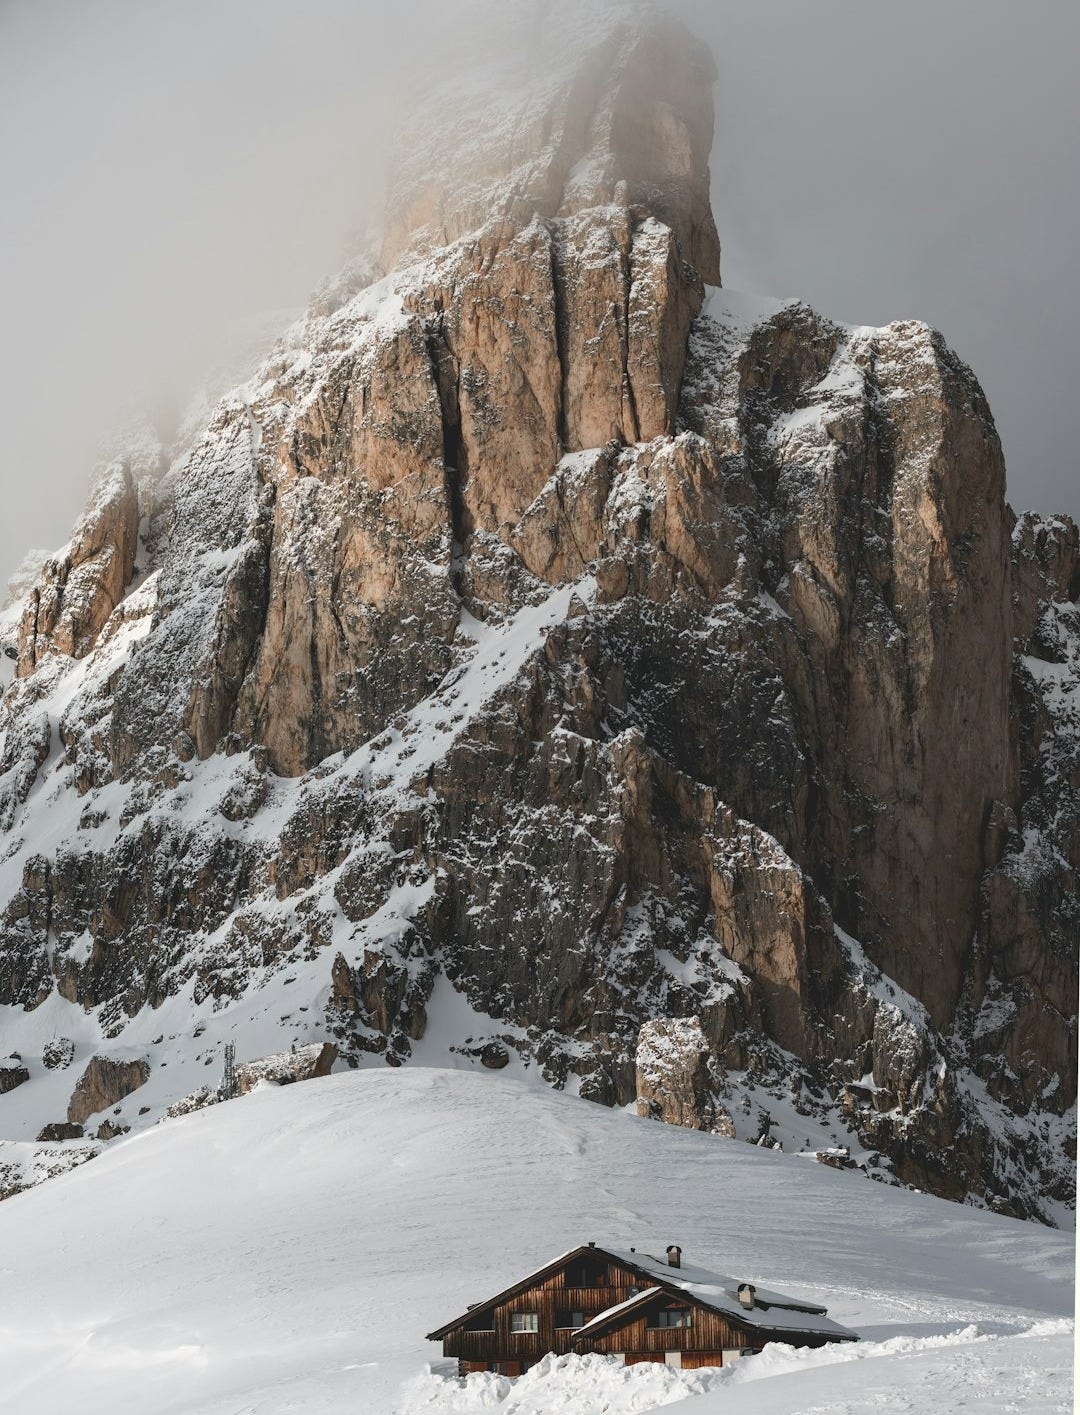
(572, 1286, 755, 1361)
(430, 1246, 658, 1373)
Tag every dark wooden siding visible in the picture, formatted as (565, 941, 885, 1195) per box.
(682, 1352, 724, 1369)
(441, 1257, 652, 1366)
(577, 1294, 752, 1359)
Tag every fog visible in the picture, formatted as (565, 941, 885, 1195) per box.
(1, 0, 1077, 589)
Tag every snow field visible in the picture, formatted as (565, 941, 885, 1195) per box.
(0, 1067, 1071, 1415)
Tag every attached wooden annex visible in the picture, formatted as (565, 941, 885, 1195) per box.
(427, 1241, 857, 1376)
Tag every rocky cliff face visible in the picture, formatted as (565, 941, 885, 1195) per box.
(0, 2, 1074, 1223)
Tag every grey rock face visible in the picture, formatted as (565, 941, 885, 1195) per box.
(637, 1018, 734, 1135)
(0, 3, 1073, 1223)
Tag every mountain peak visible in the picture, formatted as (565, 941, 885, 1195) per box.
(0, 5, 1074, 1233)
(379, 0, 721, 283)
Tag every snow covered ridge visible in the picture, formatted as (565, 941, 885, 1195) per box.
(0, 1069, 1072, 1415)
(0, 0, 1076, 1228)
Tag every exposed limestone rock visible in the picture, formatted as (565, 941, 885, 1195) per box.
(95, 1119, 130, 1142)
(380, 6, 720, 284)
(682, 310, 1014, 1025)
(1010, 511, 1078, 642)
(234, 1042, 337, 1095)
(704, 817, 839, 1062)
(814, 1147, 856, 1172)
(968, 511, 1080, 1116)
(16, 465, 139, 678)
(162, 1043, 338, 1116)
(164, 1086, 217, 1120)
(67, 1056, 150, 1126)
(0, 708, 50, 833)
(636, 1018, 734, 1135)
(0, 3, 1073, 1224)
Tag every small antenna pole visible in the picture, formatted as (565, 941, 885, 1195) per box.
(219, 1041, 237, 1101)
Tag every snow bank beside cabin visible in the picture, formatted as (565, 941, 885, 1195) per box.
(402, 1325, 1074, 1415)
(398, 1352, 728, 1413)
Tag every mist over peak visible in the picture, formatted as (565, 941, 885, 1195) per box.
(1, 0, 1077, 589)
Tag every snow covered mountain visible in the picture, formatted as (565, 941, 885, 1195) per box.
(0, 0, 1076, 1229)
(0, 1068, 1072, 1414)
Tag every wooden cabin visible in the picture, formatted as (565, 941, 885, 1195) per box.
(427, 1241, 856, 1376)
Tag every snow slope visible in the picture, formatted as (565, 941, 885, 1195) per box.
(0, 1068, 1071, 1415)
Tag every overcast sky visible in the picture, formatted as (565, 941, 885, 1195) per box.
(1, 0, 1076, 589)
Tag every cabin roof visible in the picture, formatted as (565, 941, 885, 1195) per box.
(578, 1270, 857, 1342)
(601, 1247, 831, 1315)
(425, 1243, 857, 1343)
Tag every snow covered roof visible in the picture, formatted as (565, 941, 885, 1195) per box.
(426, 1243, 857, 1343)
(581, 1247, 856, 1341)
(602, 1247, 829, 1314)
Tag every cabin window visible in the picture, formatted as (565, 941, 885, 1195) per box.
(565, 1260, 607, 1287)
(652, 1308, 693, 1329)
(510, 1313, 539, 1334)
(556, 1310, 585, 1329)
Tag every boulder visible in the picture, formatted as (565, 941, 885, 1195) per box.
(37, 1122, 85, 1142)
(42, 1038, 75, 1071)
(0, 1058, 29, 1096)
(479, 1042, 511, 1070)
(95, 1120, 130, 1141)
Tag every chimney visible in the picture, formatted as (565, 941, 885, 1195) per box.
(666, 1245, 682, 1269)
(738, 1283, 756, 1310)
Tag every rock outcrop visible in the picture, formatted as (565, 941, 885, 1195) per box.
(636, 1018, 734, 1135)
(0, 1059, 29, 1096)
(67, 1056, 150, 1126)
(0, 3, 1073, 1223)
(235, 1042, 337, 1095)
(16, 465, 139, 679)
(36, 1122, 85, 1143)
